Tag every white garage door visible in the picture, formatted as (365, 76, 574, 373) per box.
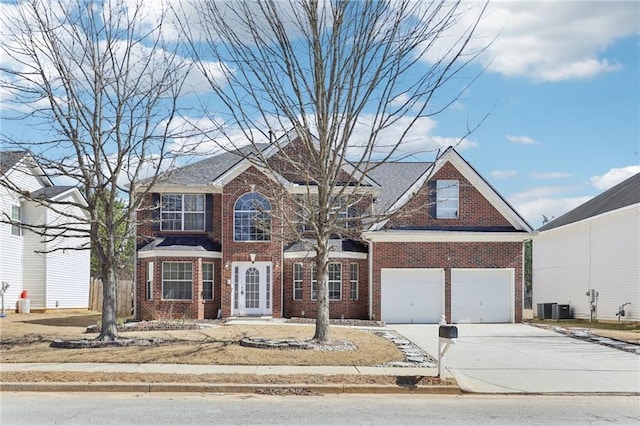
(381, 268, 444, 324)
(451, 269, 513, 323)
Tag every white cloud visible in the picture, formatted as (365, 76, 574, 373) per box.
(590, 165, 640, 190)
(512, 195, 593, 229)
(530, 172, 571, 179)
(420, 1, 639, 82)
(491, 170, 517, 179)
(507, 135, 538, 145)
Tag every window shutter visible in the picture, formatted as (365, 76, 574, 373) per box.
(428, 180, 437, 219)
(151, 193, 160, 231)
(205, 194, 213, 232)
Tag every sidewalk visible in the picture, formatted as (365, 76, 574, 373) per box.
(0, 363, 457, 394)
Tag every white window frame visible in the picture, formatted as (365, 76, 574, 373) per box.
(293, 263, 303, 301)
(234, 192, 271, 241)
(146, 262, 154, 300)
(436, 180, 459, 219)
(350, 263, 359, 301)
(202, 262, 214, 300)
(311, 265, 317, 301)
(161, 194, 205, 231)
(11, 203, 22, 236)
(328, 263, 342, 301)
(162, 262, 193, 300)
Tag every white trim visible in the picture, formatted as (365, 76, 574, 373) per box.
(138, 250, 221, 259)
(284, 251, 368, 259)
(362, 230, 530, 243)
(535, 203, 640, 235)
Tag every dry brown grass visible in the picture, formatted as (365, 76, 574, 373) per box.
(0, 311, 403, 366)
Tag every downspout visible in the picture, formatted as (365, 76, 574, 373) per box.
(362, 232, 373, 320)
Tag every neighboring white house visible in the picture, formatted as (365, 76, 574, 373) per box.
(533, 172, 640, 322)
(0, 151, 90, 312)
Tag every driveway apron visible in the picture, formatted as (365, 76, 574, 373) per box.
(389, 324, 640, 394)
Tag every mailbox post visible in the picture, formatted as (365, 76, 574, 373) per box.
(438, 325, 458, 378)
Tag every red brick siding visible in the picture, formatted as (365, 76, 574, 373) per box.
(282, 258, 369, 319)
(220, 167, 283, 317)
(386, 161, 514, 229)
(136, 257, 222, 320)
(370, 241, 523, 322)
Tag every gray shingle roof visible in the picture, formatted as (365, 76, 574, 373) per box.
(0, 151, 28, 174)
(31, 186, 75, 199)
(145, 144, 268, 186)
(284, 238, 368, 253)
(538, 172, 640, 232)
(365, 162, 432, 211)
(139, 236, 221, 252)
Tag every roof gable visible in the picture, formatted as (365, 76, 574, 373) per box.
(538, 172, 640, 232)
(371, 147, 533, 232)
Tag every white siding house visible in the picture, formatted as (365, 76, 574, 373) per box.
(0, 151, 90, 311)
(533, 173, 640, 322)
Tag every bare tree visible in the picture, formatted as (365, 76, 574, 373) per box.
(178, 0, 488, 342)
(0, 0, 192, 340)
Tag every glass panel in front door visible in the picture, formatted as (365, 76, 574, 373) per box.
(245, 267, 260, 309)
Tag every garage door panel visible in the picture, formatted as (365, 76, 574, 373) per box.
(452, 269, 513, 324)
(381, 269, 444, 324)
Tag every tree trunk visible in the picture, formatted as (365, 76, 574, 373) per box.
(97, 265, 119, 341)
(313, 238, 331, 342)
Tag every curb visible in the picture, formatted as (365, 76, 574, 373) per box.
(0, 382, 461, 395)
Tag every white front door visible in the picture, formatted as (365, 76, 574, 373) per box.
(232, 262, 272, 316)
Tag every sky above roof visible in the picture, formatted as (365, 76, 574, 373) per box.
(1, 1, 638, 230)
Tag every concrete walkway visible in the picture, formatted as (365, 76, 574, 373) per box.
(389, 324, 640, 394)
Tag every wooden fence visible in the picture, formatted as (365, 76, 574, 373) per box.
(88, 278, 134, 318)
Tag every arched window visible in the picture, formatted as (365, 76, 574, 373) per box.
(234, 192, 271, 241)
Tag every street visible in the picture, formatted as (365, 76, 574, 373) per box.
(1, 393, 638, 425)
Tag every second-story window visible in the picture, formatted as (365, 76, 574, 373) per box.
(161, 194, 205, 231)
(234, 192, 271, 241)
(436, 180, 459, 219)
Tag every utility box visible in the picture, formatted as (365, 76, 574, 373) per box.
(439, 325, 458, 340)
(537, 303, 555, 319)
(552, 304, 571, 320)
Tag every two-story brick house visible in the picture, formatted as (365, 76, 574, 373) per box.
(135, 132, 532, 323)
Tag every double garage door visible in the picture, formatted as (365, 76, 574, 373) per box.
(381, 268, 513, 324)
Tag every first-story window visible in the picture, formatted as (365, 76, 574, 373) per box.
(146, 262, 154, 300)
(311, 265, 317, 300)
(162, 262, 193, 300)
(328, 263, 342, 301)
(350, 263, 359, 301)
(11, 203, 22, 236)
(293, 263, 303, 300)
(202, 262, 214, 300)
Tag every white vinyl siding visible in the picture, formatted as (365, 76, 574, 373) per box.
(534, 206, 640, 321)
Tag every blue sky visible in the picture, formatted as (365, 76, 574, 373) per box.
(1, 1, 639, 229)
(415, 1, 640, 228)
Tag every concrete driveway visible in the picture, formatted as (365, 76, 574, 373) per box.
(389, 324, 640, 394)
